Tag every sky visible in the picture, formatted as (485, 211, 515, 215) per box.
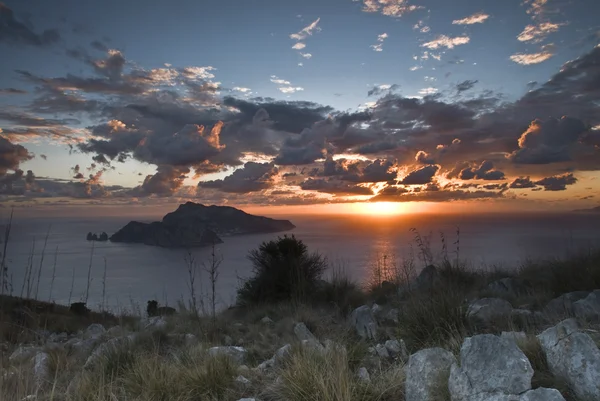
(0, 0, 599, 214)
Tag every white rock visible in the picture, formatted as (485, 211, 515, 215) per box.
(48, 332, 68, 343)
(448, 334, 533, 400)
(261, 316, 274, 324)
(236, 375, 251, 385)
(294, 323, 323, 350)
(384, 308, 399, 323)
(384, 339, 407, 359)
(144, 316, 168, 330)
(573, 290, 600, 321)
(84, 336, 134, 369)
(520, 388, 566, 401)
(371, 303, 383, 315)
(467, 298, 513, 325)
(33, 352, 49, 387)
(208, 346, 247, 364)
(237, 398, 258, 401)
(375, 343, 390, 359)
(405, 348, 456, 401)
(350, 305, 378, 340)
(84, 323, 106, 339)
(537, 318, 600, 401)
(357, 367, 370, 383)
(9, 346, 42, 364)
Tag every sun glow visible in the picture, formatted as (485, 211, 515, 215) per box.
(353, 202, 407, 216)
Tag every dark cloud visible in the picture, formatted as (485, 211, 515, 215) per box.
(0, 3, 60, 47)
(534, 173, 577, 191)
(415, 150, 435, 164)
(90, 40, 109, 52)
(0, 88, 27, 95)
(368, 84, 399, 97)
(198, 162, 278, 193)
(371, 187, 505, 202)
(321, 157, 396, 183)
(456, 80, 478, 93)
(0, 136, 32, 175)
(509, 177, 537, 189)
(509, 117, 589, 164)
(130, 166, 189, 197)
(274, 140, 329, 165)
(459, 161, 505, 180)
(400, 165, 439, 185)
(300, 178, 373, 195)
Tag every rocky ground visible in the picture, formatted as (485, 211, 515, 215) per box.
(2, 261, 600, 401)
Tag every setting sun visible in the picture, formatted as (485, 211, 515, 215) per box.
(354, 202, 407, 216)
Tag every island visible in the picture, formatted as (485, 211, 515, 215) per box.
(86, 232, 109, 242)
(109, 202, 296, 248)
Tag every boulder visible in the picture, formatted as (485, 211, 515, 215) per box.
(573, 290, 600, 321)
(449, 334, 533, 401)
(544, 291, 590, 317)
(467, 298, 513, 326)
(33, 352, 49, 387)
(371, 303, 383, 316)
(375, 344, 390, 359)
(383, 308, 399, 324)
(236, 375, 251, 385)
(350, 305, 378, 340)
(537, 318, 600, 401)
(84, 335, 135, 369)
(66, 338, 99, 358)
(84, 323, 106, 339)
(357, 367, 371, 383)
(294, 323, 322, 350)
(405, 348, 456, 401)
(520, 388, 566, 401)
(260, 316, 274, 325)
(208, 346, 247, 364)
(48, 332, 69, 343)
(144, 316, 168, 330)
(9, 346, 42, 364)
(385, 339, 408, 361)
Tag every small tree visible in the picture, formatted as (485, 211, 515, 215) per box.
(237, 235, 327, 305)
(203, 241, 222, 320)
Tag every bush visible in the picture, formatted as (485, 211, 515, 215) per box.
(237, 235, 327, 305)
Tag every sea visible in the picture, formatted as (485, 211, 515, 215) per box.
(2, 211, 600, 314)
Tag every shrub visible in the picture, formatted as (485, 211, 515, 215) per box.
(237, 235, 327, 305)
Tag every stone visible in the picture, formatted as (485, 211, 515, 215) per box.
(208, 346, 247, 364)
(573, 290, 600, 321)
(520, 388, 566, 401)
(236, 375, 251, 385)
(375, 344, 390, 359)
(106, 326, 124, 337)
(184, 333, 197, 347)
(357, 367, 370, 383)
(383, 308, 399, 324)
(544, 291, 589, 317)
(33, 352, 49, 387)
(84, 323, 106, 339)
(371, 303, 383, 316)
(84, 336, 134, 369)
(237, 399, 259, 401)
(449, 334, 533, 400)
(294, 323, 323, 350)
(467, 298, 513, 325)
(486, 278, 528, 296)
(350, 305, 378, 340)
(405, 348, 456, 401)
(144, 316, 168, 330)
(66, 338, 99, 358)
(537, 318, 600, 401)
(385, 339, 408, 361)
(9, 346, 42, 364)
(500, 331, 527, 344)
(260, 316, 274, 324)
(48, 332, 68, 343)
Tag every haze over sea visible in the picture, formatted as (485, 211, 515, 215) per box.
(5, 211, 600, 312)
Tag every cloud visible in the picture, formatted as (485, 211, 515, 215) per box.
(0, 136, 32, 175)
(322, 157, 397, 183)
(400, 165, 439, 185)
(232, 87, 251, 93)
(300, 53, 312, 59)
(131, 166, 190, 197)
(452, 12, 490, 25)
(290, 18, 321, 41)
(509, 177, 537, 189)
(418, 87, 438, 96)
(0, 88, 27, 95)
(292, 42, 306, 50)
(415, 150, 435, 164)
(300, 178, 373, 195)
(371, 32, 388, 52)
(368, 84, 399, 97)
(509, 117, 588, 164)
(459, 160, 505, 180)
(0, 3, 60, 47)
(534, 173, 577, 191)
(199, 162, 278, 193)
(510, 50, 554, 65)
(270, 75, 304, 94)
(371, 186, 504, 202)
(358, 0, 422, 17)
(422, 35, 470, 49)
(456, 80, 478, 93)
(517, 22, 562, 43)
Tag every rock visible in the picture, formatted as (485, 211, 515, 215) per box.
(544, 291, 590, 317)
(500, 331, 527, 344)
(467, 298, 513, 325)
(110, 202, 295, 248)
(33, 352, 49, 387)
(537, 318, 600, 401)
(294, 323, 323, 350)
(261, 316, 274, 324)
(371, 303, 383, 316)
(144, 316, 168, 330)
(573, 290, 600, 321)
(66, 338, 99, 358)
(84, 336, 135, 369)
(324, 339, 347, 355)
(486, 278, 528, 296)
(350, 305, 378, 340)
(237, 399, 259, 401)
(208, 346, 247, 364)
(405, 348, 456, 401)
(48, 332, 69, 343)
(106, 326, 124, 337)
(385, 339, 408, 361)
(184, 333, 197, 347)
(520, 388, 566, 401)
(357, 367, 371, 383)
(448, 334, 533, 400)
(84, 323, 106, 339)
(256, 343, 292, 370)
(375, 344, 390, 359)
(236, 375, 251, 385)
(383, 308, 399, 324)
(9, 346, 42, 364)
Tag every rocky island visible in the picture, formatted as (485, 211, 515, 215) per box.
(109, 202, 295, 248)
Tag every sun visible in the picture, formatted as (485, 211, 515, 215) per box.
(353, 202, 406, 216)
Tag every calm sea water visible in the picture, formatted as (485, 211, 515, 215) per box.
(2, 212, 600, 313)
